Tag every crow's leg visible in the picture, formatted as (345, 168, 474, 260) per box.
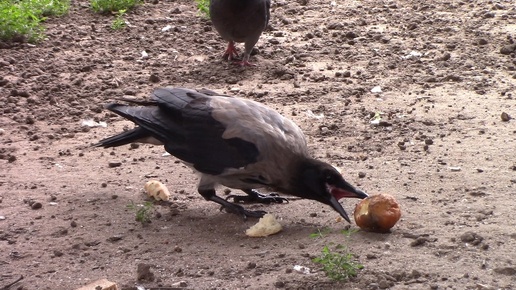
(226, 189, 289, 204)
(198, 189, 266, 219)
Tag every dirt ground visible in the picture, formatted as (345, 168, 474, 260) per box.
(1, 0, 516, 289)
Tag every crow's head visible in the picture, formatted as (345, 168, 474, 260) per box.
(292, 158, 368, 223)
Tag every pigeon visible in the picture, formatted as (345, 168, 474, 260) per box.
(94, 87, 368, 221)
(210, 0, 270, 66)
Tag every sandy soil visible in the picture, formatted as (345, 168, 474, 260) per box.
(1, 0, 516, 289)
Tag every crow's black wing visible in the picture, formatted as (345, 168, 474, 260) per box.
(106, 88, 259, 175)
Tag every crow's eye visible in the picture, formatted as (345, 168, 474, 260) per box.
(325, 174, 335, 184)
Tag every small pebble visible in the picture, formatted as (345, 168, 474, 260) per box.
(500, 44, 516, 55)
(171, 281, 188, 288)
(460, 231, 483, 245)
(71, 220, 77, 227)
(440, 52, 451, 61)
(31, 202, 43, 210)
(108, 161, 122, 168)
(493, 267, 516, 276)
(136, 263, 155, 281)
(274, 281, 285, 288)
(149, 74, 160, 83)
(378, 280, 391, 289)
(366, 253, 378, 259)
(500, 112, 511, 122)
(107, 235, 123, 242)
(53, 250, 64, 257)
(410, 237, 428, 247)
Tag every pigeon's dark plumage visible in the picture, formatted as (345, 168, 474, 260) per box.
(95, 87, 368, 221)
(209, 0, 270, 66)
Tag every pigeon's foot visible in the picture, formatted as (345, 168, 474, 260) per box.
(227, 189, 289, 204)
(234, 60, 256, 67)
(223, 42, 240, 61)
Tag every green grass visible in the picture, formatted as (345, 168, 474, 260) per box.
(110, 9, 126, 30)
(127, 201, 155, 224)
(341, 228, 359, 237)
(309, 227, 332, 239)
(90, 0, 141, 14)
(195, 0, 209, 17)
(313, 244, 363, 281)
(0, 0, 70, 42)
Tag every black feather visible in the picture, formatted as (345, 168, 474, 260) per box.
(97, 87, 259, 175)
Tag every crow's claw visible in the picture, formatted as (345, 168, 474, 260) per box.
(218, 204, 266, 219)
(227, 190, 289, 204)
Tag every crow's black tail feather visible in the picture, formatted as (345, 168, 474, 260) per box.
(93, 127, 150, 148)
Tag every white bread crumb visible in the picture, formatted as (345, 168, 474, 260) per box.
(246, 214, 282, 237)
(144, 180, 171, 201)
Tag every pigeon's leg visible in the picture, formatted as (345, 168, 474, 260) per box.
(234, 51, 256, 66)
(234, 38, 259, 66)
(227, 189, 289, 204)
(235, 59, 256, 66)
(223, 41, 241, 61)
(198, 189, 266, 219)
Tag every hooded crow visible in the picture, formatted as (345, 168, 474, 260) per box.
(94, 87, 368, 222)
(209, 0, 270, 66)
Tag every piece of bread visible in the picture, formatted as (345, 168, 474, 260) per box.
(144, 180, 171, 201)
(246, 214, 282, 237)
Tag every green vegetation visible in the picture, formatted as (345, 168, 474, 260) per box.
(127, 201, 155, 224)
(313, 244, 363, 281)
(310, 227, 359, 239)
(110, 9, 126, 30)
(0, 0, 70, 42)
(90, 0, 141, 14)
(194, 0, 209, 17)
(309, 227, 332, 239)
(309, 228, 362, 281)
(341, 228, 359, 237)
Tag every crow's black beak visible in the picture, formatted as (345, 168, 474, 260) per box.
(327, 182, 368, 223)
(328, 195, 351, 223)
